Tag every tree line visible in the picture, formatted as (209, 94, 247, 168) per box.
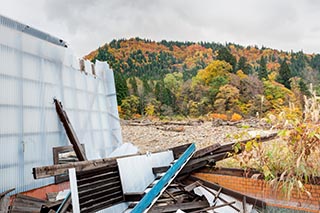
(87, 38, 320, 119)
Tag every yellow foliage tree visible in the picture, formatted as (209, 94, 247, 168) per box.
(195, 60, 232, 85)
(145, 103, 155, 116)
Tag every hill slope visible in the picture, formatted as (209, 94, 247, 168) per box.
(85, 38, 320, 119)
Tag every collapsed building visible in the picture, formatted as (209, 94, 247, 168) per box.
(0, 15, 319, 213)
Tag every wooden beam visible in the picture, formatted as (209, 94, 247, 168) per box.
(54, 98, 87, 161)
(189, 175, 267, 209)
(190, 201, 236, 213)
(171, 143, 192, 159)
(0, 188, 15, 198)
(212, 132, 278, 155)
(123, 192, 145, 202)
(184, 181, 201, 192)
(199, 167, 262, 178)
(0, 196, 9, 213)
(192, 143, 221, 159)
(150, 201, 209, 213)
(179, 152, 227, 176)
(152, 166, 170, 174)
(33, 158, 117, 179)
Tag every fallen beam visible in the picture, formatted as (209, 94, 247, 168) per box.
(33, 158, 117, 179)
(189, 175, 266, 209)
(54, 98, 87, 161)
(212, 132, 278, 155)
(150, 200, 209, 213)
(0, 188, 15, 198)
(179, 152, 227, 175)
(192, 143, 221, 159)
(190, 201, 236, 213)
(152, 166, 170, 174)
(124, 192, 146, 202)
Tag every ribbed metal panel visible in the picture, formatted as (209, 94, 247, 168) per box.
(0, 18, 122, 194)
(0, 14, 67, 48)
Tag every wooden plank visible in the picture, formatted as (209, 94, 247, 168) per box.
(131, 143, 196, 213)
(179, 160, 209, 176)
(78, 178, 120, 193)
(80, 196, 123, 213)
(179, 152, 228, 175)
(150, 200, 209, 213)
(77, 171, 119, 185)
(213, 187, 222, 203)
(211, 132, 278, 155)
(54, 99, 87, 161)
(199, 167, 261, 178)
(171, 143, 192, 159)
(10, 206, 41, 213)
(123, 192, 145, 202)
(76, 165, 118, 178)
(184, 181, 201, 192)
(0, 196, 9, 212)
(33, 143, 193, 179)
(42, 200, 63, 209)
(190, 201, 236, 213)
(0, 188, 15, 198)
(33, 158, 117, 179)
(193, 143, 221, 158)
(10, 195, 46, 213)
(164, 190, 178, 203)
(80, 192, 123, 209)
(152, 166, 170, 174)
(78, 185, 122, 203)
(189, 175, 267, 209)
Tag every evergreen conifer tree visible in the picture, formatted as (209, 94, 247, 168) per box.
(258, 56, 268, 80)
(277, 60, 292, 89)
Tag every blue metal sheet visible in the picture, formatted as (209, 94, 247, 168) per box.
(130, 143, 196, 213)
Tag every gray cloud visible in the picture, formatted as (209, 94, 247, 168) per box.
(0, 0, 320, 56)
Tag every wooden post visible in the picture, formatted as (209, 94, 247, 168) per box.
(54, 99, 87, 161)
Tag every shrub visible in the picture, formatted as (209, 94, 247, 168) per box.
(209, 113, 228, 120)
(231, 113, 242, 121)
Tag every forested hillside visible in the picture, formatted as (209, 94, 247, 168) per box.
(85, 38, 320, 119)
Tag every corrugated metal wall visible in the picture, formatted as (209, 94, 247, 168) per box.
(0, 16, 122, 194)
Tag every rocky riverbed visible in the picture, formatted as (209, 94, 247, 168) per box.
(121, 119, 268, 153)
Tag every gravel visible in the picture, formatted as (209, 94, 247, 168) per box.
(121, 121, 259, 153)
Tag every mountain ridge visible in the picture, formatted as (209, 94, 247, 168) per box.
(85, 37, 320, 119)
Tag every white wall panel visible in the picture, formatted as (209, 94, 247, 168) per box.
(0, 77, 19, 105)
(0, 108, 20, 134)
(117, 151, 174, 193)
(0, 20, 122, 194)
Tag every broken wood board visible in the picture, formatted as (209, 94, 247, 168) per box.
(149, 200, 209, 213)
(189, 175, 267, 209)
(54, 99, 87, 161)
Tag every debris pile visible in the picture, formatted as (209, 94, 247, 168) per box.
(2, 99, 277, 212)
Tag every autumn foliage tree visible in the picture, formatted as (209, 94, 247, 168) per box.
(85, 38, 320, 119)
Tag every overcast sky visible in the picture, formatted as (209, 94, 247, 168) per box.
(1, 0, 320, 57)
